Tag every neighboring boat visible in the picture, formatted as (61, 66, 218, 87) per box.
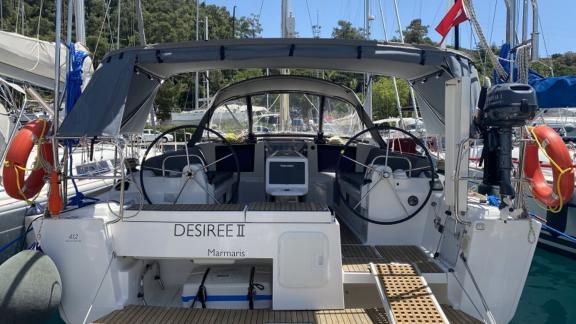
(0, 30, 93, 90)
(171, 103, 268, 126)
(534, 108, 576, 141)
(524, 76, 576, 257)
(492, 44, 576, 258)
(0, 38, 548, 324)
(374, 117, 426, 136)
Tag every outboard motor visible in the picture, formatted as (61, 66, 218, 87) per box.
(476, 83, 538, 206)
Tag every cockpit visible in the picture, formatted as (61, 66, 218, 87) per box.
(124, 75, 436, 238)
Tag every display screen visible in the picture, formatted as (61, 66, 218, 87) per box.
(269, 162, 306, 184)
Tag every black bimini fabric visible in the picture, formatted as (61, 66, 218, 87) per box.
(57, 38, 479, 138)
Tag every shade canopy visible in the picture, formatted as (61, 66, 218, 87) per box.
(57, 38, 479, 137)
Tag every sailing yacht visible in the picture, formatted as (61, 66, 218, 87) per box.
(0, 38, 552, 324)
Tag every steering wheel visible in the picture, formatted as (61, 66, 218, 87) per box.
(139, 124, 241, 204)
(334, 124, 435, 225)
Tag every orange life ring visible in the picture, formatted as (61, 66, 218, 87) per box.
(523, 125, 574, 209)
(2, 119, 53, 201)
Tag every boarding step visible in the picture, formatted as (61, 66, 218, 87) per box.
(370, 263, 448, 324)
(441, 304, 484, 324)
(342, 245, 444, 274)
(94, 305, 392, 323)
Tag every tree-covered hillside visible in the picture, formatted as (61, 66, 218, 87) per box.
(0, 1, 574, 121)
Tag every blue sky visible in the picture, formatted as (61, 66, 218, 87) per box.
(207, 0, 574, 56)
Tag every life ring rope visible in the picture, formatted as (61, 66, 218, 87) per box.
(3, 119, 52, 204)
(528, 126, 574, 213)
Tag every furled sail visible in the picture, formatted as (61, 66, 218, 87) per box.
(0, 31, 93, 90)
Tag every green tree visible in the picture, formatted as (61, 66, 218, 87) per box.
(393, 19, 435, 45)
(331, 20, 365, 40)
(372, 77, 411, 120)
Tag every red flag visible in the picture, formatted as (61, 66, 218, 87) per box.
(435, 0, 469, 42)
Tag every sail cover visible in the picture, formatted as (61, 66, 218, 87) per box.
(529, 75, 576, 109)
(57, 38, 479, 137)
(496, 43, 576, 109)
(0, 31, 93, 90)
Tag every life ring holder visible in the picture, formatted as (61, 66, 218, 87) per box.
(2, 119, 53, 203)
(524, 125, 574, 213)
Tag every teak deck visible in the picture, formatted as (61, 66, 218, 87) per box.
(95, 224, 482, 323)
(94, 304, 481, 323)
(94, 306, 387, 324)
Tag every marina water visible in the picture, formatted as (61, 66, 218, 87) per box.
(511, 247, 576, 323)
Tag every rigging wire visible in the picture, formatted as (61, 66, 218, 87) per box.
(488, 0, 498, 45)
(419, 0, 423, 19)
(537, 11, 554, 76)
(430, 0, 445, 29)
(304, 0, 315, 36)
(463, 0, 508, 80)
(35, 0, 45, 39)
(14, 0, 19, 33)
(106, 7, 115, 51)
(471, 30, 488, 77)
(256, 0, 264, 26)
(92, 0, 113, 62)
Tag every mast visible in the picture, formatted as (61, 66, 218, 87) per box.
(195, 0, 200, 110)
(117, 0, 121, 49)
(204, 16, 210, 108)
(52, 0, 62, 172)
(377, 0, 403, 127)
(135, 0, 146, 44)
(66, 0, 73, 45)
(392, 0, 419, 120)
(453, 0, 459, 50)
(134, 0, 155, 126)
(531, 0, 539, 61)
(505, 0, 516, 46)
(363, 0, 373, 118)
(74, 0, 86, 44)
(312, 10, 321, 38)
(280, 0, 293, 132)
(65, 0, 74, 117)
(522, 0, 529, 42)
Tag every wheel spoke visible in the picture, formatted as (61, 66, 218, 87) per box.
(140, 124, 239, 205)
(335, 123, 435, 225)
(202, 153, 233, 171)
(172, 177, 191, 205)
(191, 176, 221, 204)
(341, 155, 383, 176)
(404, 165, 433, 174)
(352, 176, 385, 210)
(383, 177, 411, 218)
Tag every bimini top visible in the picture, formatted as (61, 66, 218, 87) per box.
(57, 38, 479, 137)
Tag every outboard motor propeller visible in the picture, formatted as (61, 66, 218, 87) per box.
(476, 83, 538, 208)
